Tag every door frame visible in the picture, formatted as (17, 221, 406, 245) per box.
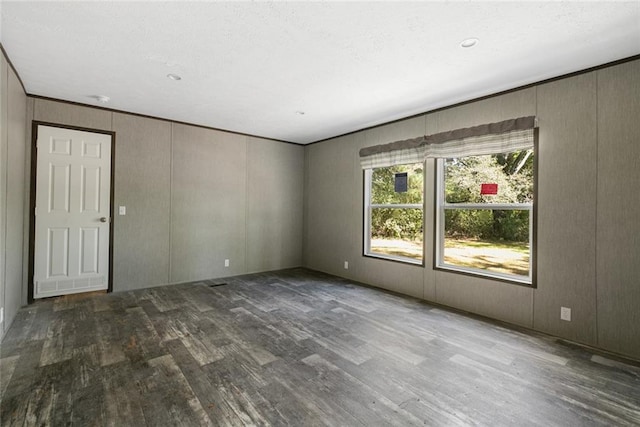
(28, 121, 116, 303)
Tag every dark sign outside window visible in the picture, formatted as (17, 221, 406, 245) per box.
(395, 172, 408, 193)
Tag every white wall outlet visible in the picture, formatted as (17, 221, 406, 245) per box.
(561, 306, 572, 322)
(224, 259, 230, 267)
(344, 261, 349, 270)
(0, 307, 3, 324)
(119, 206, 126, 215)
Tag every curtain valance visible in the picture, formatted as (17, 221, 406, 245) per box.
(359, 116, 536, 169)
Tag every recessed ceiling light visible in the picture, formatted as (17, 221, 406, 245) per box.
(167, 73, 182, 81)
(91, 95, 110, 103)
(295, 111, 305, 115)
(460, 38, 479, 48)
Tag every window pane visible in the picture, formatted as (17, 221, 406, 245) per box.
(371, 163, 423, 205)
(443, 209, 530, 277)
(444, 150, 534, 204)
(370, 207, 423, 261)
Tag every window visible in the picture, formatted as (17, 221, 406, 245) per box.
(436, 149, 534, 284)
(364, 163, 424, 264)
(359, 117, 536, 282)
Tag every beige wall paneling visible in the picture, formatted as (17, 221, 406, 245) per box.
(422, 157, 437, 301)
(0, 55, 28, 336)
(304, 115, 427, 296)
(22, 98, 34, 305)
(112, 113, 171, 291)
(434, 271, 533, 327)
(430, 87, 536, 133)
(33, 98, 112, 131)
(305, 133, 362, 279)
(362, 115, 426, 147)
(355, 116, 427, 298)
(170, 124, 247, 283)
(424, 114, 438, 301)
(343, 132, 366, 284)
(596, 59, 640, 359)
(430, 88, 536, 327)
(0, 54, 7, 338)
(4, 66, 27, 332)
(246, 138, 304, 273)
(535, 73, 598, 345)
(302, 147, 311, 266)
(358, 257, 425, 299)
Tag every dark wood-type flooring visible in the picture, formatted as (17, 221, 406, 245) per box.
(1, 268, 639, 426)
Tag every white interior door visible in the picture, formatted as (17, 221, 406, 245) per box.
(34, 125, 112, 299)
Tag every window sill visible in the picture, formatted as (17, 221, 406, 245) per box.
(435, 263, 534, 287)
(363, 252, 424, 267)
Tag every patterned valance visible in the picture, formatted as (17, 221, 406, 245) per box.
(360, 116, 536, 168)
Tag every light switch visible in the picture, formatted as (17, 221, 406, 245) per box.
(119, 206, 126, 215)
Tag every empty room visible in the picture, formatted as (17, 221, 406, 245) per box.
(1, 1, 639, 425)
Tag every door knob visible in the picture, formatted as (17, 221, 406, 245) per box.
(100, 217, 108, 223)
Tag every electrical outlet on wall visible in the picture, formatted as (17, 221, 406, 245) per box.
(0, 307, 3, 324)
(344, 261, 349, 270)
(224, 259, 230, 267)
(561, 306, 572, 321)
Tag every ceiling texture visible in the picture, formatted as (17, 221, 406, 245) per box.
(1, 2, 639, 144)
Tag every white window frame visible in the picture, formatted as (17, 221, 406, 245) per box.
(435, 158, 534, 285)
(363, 165, 424, 265)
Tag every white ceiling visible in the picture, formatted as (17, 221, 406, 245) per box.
(1, 2, 639, 144)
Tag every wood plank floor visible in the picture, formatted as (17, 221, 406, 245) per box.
(1, 268, 639, 426)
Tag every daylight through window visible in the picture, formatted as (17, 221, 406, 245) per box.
(436, 149, 534, 283)
(364, 163, 424, 264)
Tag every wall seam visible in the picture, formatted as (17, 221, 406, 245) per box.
(11, 73, 26, 328)
(244, 136, 249, 274)
(351, 134, 360, 281)
(532, 85, 538, 330)
(1, 65, 8, 334)
(168, 123, 174, 283)
(21, 98, 33, 306)
(594, 71, 599, 347)
(433, 113, 438, 305)
(110, 112, 114, 290)
(422, 114, 427, 301)
(301, 147, 309, 267)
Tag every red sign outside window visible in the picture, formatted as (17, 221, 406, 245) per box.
(481, 183, 498, 195)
